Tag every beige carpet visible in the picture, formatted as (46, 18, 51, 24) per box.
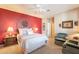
(30, 44, 62, 54)
(0, 44, 23, 54)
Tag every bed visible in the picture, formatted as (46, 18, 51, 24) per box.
(17, 28, 48, 53)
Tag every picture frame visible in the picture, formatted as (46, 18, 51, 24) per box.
(59, 23, 61, 27)
(62, 20, 73, 28)
(74, 21, 78, 26)
(43, 23, 45, 31)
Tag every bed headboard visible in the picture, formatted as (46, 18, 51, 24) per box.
(17, 20, 28, 28)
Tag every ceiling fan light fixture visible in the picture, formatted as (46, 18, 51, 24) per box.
(39, 8, 46, 12)
(36, 4, 41, 8)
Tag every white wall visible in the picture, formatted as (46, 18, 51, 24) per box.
(42, 17, 51, 37)
(54, 8, 79, 34)
(46, 19, 51, 37)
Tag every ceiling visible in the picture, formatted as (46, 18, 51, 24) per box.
(20, 4, 79, 17)
(0, 4, 79, 18)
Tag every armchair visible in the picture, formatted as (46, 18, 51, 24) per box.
(55, 33, 68, 46)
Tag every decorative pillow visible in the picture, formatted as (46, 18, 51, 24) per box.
(18, 28, 28, 35)
(26, 28, 34, 35)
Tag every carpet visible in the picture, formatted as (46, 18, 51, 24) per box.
(30, 44, 62, 54)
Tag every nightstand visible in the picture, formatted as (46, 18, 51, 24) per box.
(4, 35, 18, 46)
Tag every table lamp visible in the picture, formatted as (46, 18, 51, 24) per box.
(33, 27, 38, 32)
(7, 26, 14, 37)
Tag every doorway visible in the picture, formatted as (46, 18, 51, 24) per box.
(47, 17, 55, 47)
(51, 17, 55, 38)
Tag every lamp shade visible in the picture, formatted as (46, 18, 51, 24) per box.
(34, 27, 38, 31)
(33, 27, 38, 32)
(7, 27, 14, 32)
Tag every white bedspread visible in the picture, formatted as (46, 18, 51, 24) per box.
(17, 33, 48, 53)
(22, 33, 45, 39)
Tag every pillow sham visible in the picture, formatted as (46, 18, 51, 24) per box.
(26, 28, 34, 35)
(18, 28, 28, 35)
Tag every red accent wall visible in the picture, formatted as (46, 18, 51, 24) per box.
(0, 8, 42, 42)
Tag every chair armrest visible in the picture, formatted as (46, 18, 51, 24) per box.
(63, 40, 79, 49)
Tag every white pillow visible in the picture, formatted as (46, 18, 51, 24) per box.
(18, 28, 28, 35)
(26, 28, 34, 35)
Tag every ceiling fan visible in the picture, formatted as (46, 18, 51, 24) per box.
(27, 4, 50, 13)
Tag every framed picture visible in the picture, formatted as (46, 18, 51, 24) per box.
(43, 23, 45, 31)
(62, 20, 73, 28)
(59, 23, 61, 27)
(74, 21, 78, 26)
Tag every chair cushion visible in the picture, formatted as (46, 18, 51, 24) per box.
(55, 38, 66, 41)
